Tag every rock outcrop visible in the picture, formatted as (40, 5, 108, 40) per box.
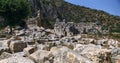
(28, 0, 120, 33)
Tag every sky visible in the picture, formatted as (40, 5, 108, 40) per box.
(65, 0, 120, 16)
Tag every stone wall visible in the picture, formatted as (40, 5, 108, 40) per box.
(54, 21, 79, 37)
(54, 21, 102, 37)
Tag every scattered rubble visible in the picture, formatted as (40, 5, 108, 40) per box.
(0, 24, 119, 63)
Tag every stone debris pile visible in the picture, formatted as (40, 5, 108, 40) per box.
(0, 24, 119, 63)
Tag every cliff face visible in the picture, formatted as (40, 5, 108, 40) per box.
(29, 0, 120, 33)
(28, 0, 64, 28)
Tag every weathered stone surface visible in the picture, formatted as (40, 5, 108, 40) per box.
(9, 41, 27, 53)
(112, 55, 120, 63)
(111, 48, 120, 55)
(0, 47, 10, 55)
(50, 46, 70, 63)
(47, 34, 57, 41)
(2, 39, 11, 47)
(73, 35, 81, 40)
(0, 39, 11, 54)
(37, 44, 46, 50)
(74, 44, 99, 62)
(30, 50, 50, 63)
(107, 39, 118, 47)
(15, 30, 25, 36)
(54, 21, 80, 37)
(0, 52, 12, 60)
(81, 38, 95, 44)
(54, 21, 101, 36)
(45, 29, 54, 34)
(37, 39, 48, 44)
(0, 56, 35, 63)
(74, 44, 114, 63)
(67, 52, 94, 63)
(12, 52, 25, 57)
(97, 39, 119, 48)
(24, 46, 37, 56)
(49, 46, 95, 63)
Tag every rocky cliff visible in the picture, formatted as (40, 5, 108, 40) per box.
(29, 0, 120, 33)
(28, 0, 64, 28)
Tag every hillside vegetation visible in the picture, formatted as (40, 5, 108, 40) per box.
(30, 0, 120, 33)
(61, 1, 120, 33)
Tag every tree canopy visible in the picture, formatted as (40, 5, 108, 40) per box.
(0, 0, 31, 33)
